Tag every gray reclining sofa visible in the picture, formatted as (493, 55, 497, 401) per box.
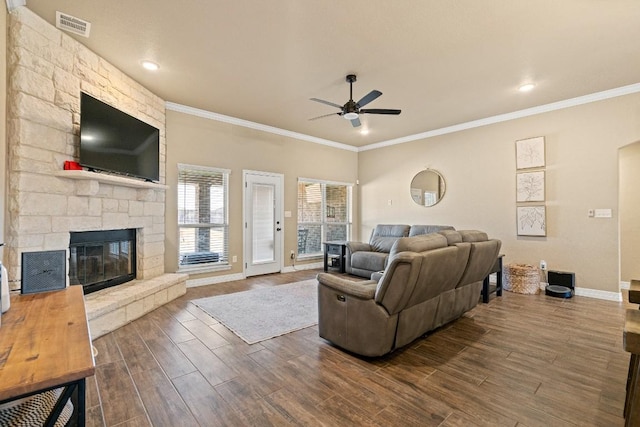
(345, 224, 455, 278)
(317, 230, 501, 357)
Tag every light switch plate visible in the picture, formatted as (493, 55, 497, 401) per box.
(594, 208, 612, 218)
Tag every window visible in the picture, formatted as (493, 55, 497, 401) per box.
(297, 178, 352, 257)
(178, 164, 230, 268)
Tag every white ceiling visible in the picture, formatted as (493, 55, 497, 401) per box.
(24, 1, 640, 148)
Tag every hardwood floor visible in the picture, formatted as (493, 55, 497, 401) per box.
(86, 270, 630, 426)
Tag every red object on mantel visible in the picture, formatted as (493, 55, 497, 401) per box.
(64, 161, 82, 170)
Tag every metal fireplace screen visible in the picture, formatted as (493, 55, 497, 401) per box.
(21, 250, 67, 294)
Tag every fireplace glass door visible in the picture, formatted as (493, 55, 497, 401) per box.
(69, 229, 136, 294)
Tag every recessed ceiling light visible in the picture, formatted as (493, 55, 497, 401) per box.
(360, 128, 369, 135)
(141, 60, 159, 71)
(519, 83, 535, 92)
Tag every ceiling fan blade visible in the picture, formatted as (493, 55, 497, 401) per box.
(356, 90, 382, 108)
(310, 97, 343, 109)
(309, 112, 341, 121)
(350, 117, 361, 127)
(360, 108, 401, 115)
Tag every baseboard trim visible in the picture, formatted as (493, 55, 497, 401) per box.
(574, 287, 622, 302)
(186, 272, 245, 288)
(282, 262, 323, 274)
(621, 281, 631, 290)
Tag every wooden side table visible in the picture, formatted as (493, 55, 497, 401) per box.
(482, 254, 504, 303)
(624, 307, 640, 425)
(324, 241, 347, 274)
(624, 279, 640, 422)
(0, 286, 95, 426)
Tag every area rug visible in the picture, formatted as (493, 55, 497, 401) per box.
(192, 279, 318, 344)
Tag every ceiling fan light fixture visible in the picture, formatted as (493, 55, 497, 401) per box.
(308, 74, 400, 126)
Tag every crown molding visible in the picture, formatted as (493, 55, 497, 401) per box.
(165, 102, 357, 152)
(5, 0, 25, 11)
(167, 82, 640, 154)
(360, 82, 640, 152)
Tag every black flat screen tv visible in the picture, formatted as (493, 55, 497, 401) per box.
(80, 92, 160, 182)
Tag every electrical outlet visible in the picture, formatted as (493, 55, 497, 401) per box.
(540, 260, 547, 270)
(290, 250, 295, 260)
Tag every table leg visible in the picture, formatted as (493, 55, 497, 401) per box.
(323, 248, 328, 272)
(44, 384, 76, 427)
(627, 355, 640, 426)
(482, 277, 490, 303)
(77, 378, 86, 426)
(496, 257, 503, 297)
(339, 245, 346, 274)
(627, 354, 638, 418)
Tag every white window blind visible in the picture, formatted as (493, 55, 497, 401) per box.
(178, 164, 229, 267)
(297, 179, 352, 256)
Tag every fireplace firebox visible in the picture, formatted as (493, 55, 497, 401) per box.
(69, 229, 136, 294)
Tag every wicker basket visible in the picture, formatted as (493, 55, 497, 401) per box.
(503, 263, 540, 294)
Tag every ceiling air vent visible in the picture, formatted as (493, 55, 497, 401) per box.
(56, 11, 91, 38)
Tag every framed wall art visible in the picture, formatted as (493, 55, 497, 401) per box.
(516, 170, 545, 202)
(516, 136, 545, 170)
(517, 205, 546, 236)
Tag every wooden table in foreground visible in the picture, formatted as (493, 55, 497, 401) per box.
(0, 286, 95, 426)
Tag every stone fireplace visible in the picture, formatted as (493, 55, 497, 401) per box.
(4, 8, 186, 338)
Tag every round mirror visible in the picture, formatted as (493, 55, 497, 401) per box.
(410, 169, 446, 207)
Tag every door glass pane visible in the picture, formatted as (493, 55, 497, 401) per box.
(252, 183, 275, 263)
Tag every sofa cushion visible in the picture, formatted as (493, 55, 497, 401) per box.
(370, 236, 400, 253)
(351, 251, 388, 273)
(408, 225, 455, 237)
(389, 233, 447, 258)
(372, 224, 410, 238)
(438, 229, 462, 245)
(458, 230, 489, 242)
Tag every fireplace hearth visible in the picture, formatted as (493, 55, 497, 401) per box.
(69, 229, 136, 294)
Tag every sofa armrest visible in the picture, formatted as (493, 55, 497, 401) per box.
(344, 241, 373, 274)
(345, 241, 372, 253)
(316, 273, 377, 299)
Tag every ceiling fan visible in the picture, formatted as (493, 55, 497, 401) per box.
(309, 74, 401, 127)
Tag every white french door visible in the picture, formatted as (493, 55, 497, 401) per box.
(243, 171, 284, 277)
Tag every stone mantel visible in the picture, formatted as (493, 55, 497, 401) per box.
(54, 170, 169, 190)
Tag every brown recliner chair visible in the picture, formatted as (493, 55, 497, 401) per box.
(317, 231, 501, 357)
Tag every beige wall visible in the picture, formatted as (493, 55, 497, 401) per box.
(620, 141, 640, 282)
(359, 93, 640, 293)
(164, 110, 358, 278)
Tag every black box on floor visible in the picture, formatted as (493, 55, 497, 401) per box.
(546, 270, 575, 298)
(547, 270, 575, 289)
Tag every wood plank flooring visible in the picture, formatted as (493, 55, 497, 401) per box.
(85, 270, 631, 426)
